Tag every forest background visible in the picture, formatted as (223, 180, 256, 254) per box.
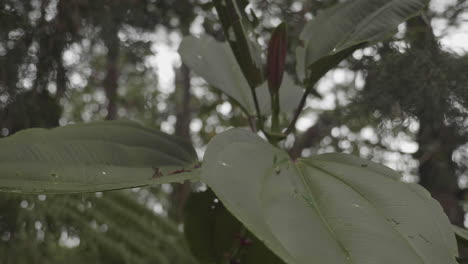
(1, 0, 468, 263)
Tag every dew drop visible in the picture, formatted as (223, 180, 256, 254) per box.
(275, 166, 281, 174)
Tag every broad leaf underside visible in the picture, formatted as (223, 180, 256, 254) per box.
(0, 120, 199, 193)
(296, 0, 428, 82)
(202, 129, 458, 264)
(179, 35, 303, 117)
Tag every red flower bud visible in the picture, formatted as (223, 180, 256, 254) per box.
(267, 22, 288, 93)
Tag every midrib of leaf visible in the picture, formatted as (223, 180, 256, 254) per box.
(338, 0, 425, 50)
(205, 141, 296, 264)
(0, 164, 199, 193)
(301, 159, 428, 263)
(312, 158, 456, 258)
(292, 160, 354, 264)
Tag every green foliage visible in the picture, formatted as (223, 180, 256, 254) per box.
(0, 120, 198, 193)
(0, 0, 459, 263)
(184, 189, 284, 264)
(0, 91, 62, 134)
(296, 0, 428, 83)
(179, 35, 257, 115)
(202, 129, 458, 263)
(213, 0, 264, 90)
(355, 47, 468, 123)
(179, 36, 303, 119)
(0, 191, 197, 264)
(454, 225, 468, 248)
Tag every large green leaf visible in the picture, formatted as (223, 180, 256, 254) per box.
(213, 0, 264, 89)
(179, 35, 256, 115)
(202, 129, 458, 264)
(0, 120, 199, 193)
(296, 0, 427, 82)
(179, 35, 301, 117)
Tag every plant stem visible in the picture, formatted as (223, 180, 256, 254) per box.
(248, 116, 258, 133)
(251, 87, 264, 131)
(285, 43, 362, 135)
(271, 92, 280, 133)
(284, 83, 311, 135)
(212, 0, 265, 131)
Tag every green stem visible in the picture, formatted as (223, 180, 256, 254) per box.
(271, 92, 280, 134)
(284, 78, 313, 135)
(251, 87, 264, 132)
(248, 116, 258, 133)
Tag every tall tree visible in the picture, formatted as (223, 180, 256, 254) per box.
(352, 9, 468, 226)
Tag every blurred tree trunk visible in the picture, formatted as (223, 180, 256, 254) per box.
(103, 24, 120, 121)
(417, 120, 462, 225)
(407, 15, 464, 226)
(169, 63, 193, 222)
(54, 0, 73, 99)
(174, 64, 192, 139)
